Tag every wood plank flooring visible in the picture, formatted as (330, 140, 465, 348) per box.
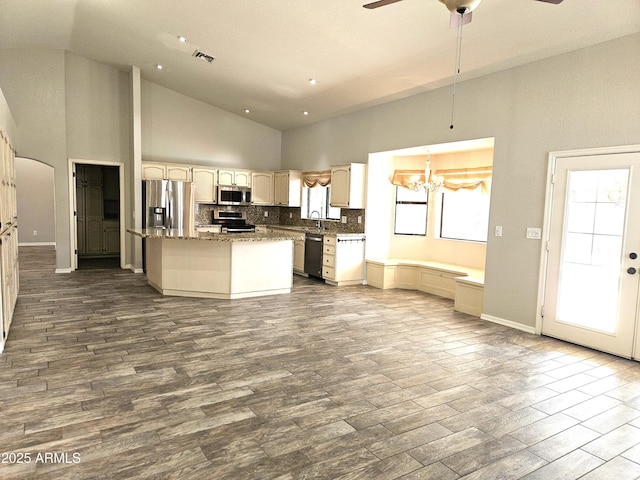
(3, 246, 640, 479)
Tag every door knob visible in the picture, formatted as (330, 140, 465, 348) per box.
(630, 253, 638, 260)
(628, 267, 637, 275)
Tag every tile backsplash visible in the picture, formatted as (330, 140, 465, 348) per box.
(195, 204, 365, 233)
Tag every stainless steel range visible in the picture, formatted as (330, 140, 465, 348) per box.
(212, 210, 256, 233)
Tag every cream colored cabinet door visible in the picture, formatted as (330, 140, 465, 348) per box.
(218, 169, 251, 187)
(193, 168, 217, 203)
(274, 170, 301, 207)
(293, 239, 305, 272)
(251, 172, 274, 205)
(330, 166, 351, 207)
(330, 164, 366, 209)
(234, 170, 251, 187)
(142, 163, 166, 180)
(217, 169, 235, 186)
(166, 165, 192, 181)
(274, 172, 289, 205)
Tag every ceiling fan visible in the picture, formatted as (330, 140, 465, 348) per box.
(364, 0, 564, 15)
(363, 0, 564, 129)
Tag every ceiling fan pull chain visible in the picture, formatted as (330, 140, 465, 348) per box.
(450, 12, 464, 129)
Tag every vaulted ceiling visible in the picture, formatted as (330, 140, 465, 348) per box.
(1, 0, 639, 130)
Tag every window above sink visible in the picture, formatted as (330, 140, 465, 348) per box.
(300, 172, 340, 221)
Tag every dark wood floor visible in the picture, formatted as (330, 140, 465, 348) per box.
(3, 246, 640, 479)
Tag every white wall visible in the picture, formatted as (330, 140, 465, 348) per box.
(282, 33, 640, 330)
(15, 157, 55, 244)
(141, 80, 281, 170)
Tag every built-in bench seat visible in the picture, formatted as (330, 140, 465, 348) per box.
(366, 258, 485, 317)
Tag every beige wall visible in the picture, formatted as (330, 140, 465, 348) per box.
(282, 33, 640, 330)
(0, 49, 69, 271)
(15, 157, 56, 244)
(141, 80, 281, 170)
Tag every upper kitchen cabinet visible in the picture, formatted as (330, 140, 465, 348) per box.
(251, 171, 274, 205)
(193, 168, 217, 203)
(218, 169, 251, 187)
(166, 164, 192, 181)
(142, 162, 192, 181)
(274, 170, 302, 207)
(330, 163, 366, 209)
(141, 162, 165, 180)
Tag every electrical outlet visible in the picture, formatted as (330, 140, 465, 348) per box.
(289, 213, 293, 219)
(341, 216, 347, 224)
(494, 225, 502, 237)
(264, 211, 268, 217)
(357, 216, 362, 224)
(33, 230, 38, 236)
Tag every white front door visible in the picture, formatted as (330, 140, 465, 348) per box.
(542, 152, 640, 358)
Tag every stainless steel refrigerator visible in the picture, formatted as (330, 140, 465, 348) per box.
(142, 179, 195, 271)
(143, 179, 195, 232)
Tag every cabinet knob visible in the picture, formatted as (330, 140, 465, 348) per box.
(628, 267, 637, 275)
(630, 252, 638, 260)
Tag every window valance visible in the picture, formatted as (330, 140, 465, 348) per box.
(302, 171, 331, 188)
(391, 170, 426, 190)
(391, 166, 492, 193)
(434, 166, 492, 193)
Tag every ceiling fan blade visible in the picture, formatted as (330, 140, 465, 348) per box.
(363, 0, 404, 9)
(534, 0, 564, 4)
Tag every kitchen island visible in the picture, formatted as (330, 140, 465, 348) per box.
(128, 228, 304, 299)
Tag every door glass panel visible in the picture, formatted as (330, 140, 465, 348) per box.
(557, 169, 629, 333)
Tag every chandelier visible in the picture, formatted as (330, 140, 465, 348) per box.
(414, 152, 444, 192)
(391, 152, 444, 192)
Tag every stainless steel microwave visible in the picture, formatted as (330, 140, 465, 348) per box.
(217, 185, 252, 205)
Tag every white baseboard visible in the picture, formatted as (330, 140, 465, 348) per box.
(481, 313, 536, 334)
(55, 268, 73, 274)
(19, 242, 56, 247)
(126, 264, 143, 274)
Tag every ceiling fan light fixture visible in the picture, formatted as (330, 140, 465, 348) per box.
(438, 0, 482, 14)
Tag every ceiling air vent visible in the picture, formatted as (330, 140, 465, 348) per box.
(192, 50, 215, 63)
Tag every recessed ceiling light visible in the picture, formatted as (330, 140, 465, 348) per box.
(155, 64, 164, 71)
(303, 111, 309, 116)
(309, 78, 317, 85)
(244, 109, 250, 114)
(177, 35, 187, 43)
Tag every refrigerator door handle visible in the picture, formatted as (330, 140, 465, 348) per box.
(166, 187, 173, 229)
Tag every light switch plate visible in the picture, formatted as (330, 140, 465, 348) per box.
(526, 227, 542, 240)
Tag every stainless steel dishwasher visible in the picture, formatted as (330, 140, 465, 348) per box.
(304, 233, 324, 278)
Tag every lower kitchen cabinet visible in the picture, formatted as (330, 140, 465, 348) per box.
(322, 235, 365, 286)
(293, 238, 305, 273)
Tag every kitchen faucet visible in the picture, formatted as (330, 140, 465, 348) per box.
(310, 210, 322, 229)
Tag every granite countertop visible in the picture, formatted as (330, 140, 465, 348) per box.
(127, 228, 303, 242)
(263, 225, 365, 238)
